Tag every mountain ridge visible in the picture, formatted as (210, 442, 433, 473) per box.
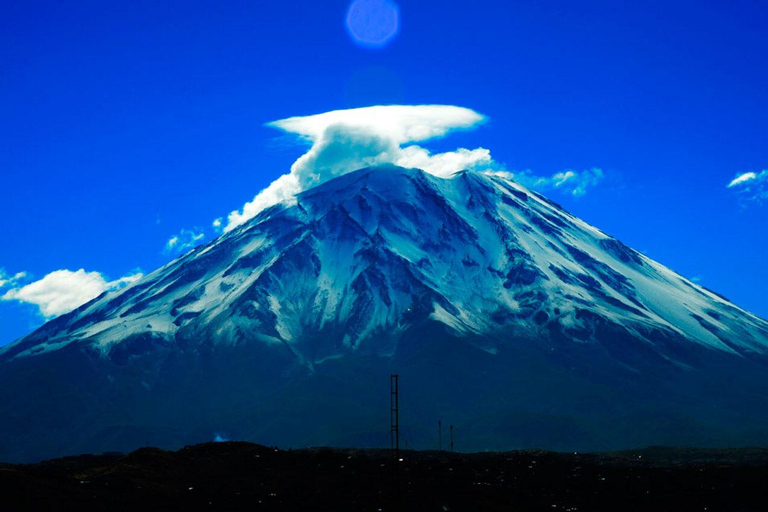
(2, 165, 768, 463)
(3, 166, 766, 364)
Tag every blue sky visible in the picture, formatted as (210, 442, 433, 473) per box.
(1, 0, 767, 346)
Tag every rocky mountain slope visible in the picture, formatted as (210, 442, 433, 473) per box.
(2, 166, 767, 462)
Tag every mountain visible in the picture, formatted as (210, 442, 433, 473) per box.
(2, 166, 768, 463)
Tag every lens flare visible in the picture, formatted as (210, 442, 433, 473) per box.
(345, 0, 400, 49)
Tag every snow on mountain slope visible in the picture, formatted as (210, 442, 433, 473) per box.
(4, 165, 767, 366)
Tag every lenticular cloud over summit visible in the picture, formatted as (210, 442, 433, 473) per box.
(224, 105, 493, 232)
(271, 104, 484, 143)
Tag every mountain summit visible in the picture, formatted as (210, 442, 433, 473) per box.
(2, 166, 768, 462)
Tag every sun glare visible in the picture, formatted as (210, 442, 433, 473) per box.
(345, 0, 400, 48)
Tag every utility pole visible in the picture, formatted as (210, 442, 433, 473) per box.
(450, 424, 454, 452)
(390, 374, 399, 460)
(438, 420, 442, 451)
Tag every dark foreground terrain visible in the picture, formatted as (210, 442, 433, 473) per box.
(3, 442, 768, 511)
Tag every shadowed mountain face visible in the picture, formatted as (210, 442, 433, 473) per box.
(2, 166, 768, 463)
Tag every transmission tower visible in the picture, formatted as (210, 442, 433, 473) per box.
(390, 374, 399, 459)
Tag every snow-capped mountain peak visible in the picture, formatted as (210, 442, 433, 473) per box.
(4, 166, 767, 365)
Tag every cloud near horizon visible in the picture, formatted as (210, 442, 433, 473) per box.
(500, 168, 605, 197)
(164, 228, 205, 255)
(0, 269, 27, 289)
(727, 170, 768, 204)
(1, 269, 143, 318)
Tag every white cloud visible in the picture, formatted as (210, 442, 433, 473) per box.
(270, 105, 484, 145)
(222, 105, 608, 232)
(210, 218, 225, 236)
(164, 229, 205, 255)
(727, 170, 768, 204)
(0, 270, 27, 289)
(488, 168, 604, 197)
(224, 105, 489, 232)
(396, 146, 493, 177)
(728, 172, 757, 188)
(1, 269, 143, 318)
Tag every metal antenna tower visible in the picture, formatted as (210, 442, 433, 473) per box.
(450, 424, 454, 452)
(438, 420, 442, 451)
(390, 374, 399, 459)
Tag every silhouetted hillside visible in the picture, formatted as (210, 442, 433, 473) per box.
(3, 442, 768, 511)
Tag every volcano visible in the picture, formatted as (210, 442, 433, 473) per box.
(2, 166, 768, 463)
